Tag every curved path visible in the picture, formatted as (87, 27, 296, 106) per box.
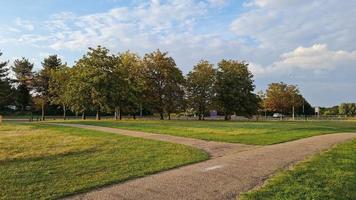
(54, 124, 356, 200)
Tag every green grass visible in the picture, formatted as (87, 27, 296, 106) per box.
(0, 123, 208, 199)
(241, 139, 356, 200)
(60, 120, 356, 145)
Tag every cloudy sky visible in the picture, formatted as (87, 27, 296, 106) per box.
(0, 0, 355, 106)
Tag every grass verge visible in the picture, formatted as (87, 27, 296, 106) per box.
(0, 123, 208, 199)
(60, 120, 356, 145)
(240, 139, 356, 200)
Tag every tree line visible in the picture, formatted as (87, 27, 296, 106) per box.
(0, 47, 313, 120)
(320, 103, 356, 116)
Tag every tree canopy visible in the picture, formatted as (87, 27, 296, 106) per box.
(143, 50, 185, 120)
(11, 58, 34, 111)
(186, 60, 215, 120)
(0, 47, 317, 120)
(0, 52, 12, 109)
(263, 82, 305, 115)
(215, 60, 259, 120)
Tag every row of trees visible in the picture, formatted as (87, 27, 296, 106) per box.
(0, 47, 260, 120)
(321, 103, 356, 116)
(0, 47, 314, 120)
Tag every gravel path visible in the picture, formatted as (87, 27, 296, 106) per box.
(54, 124, 356, 200)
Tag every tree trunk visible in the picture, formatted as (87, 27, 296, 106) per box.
(168, 113, 171, 120)
(292, 106, 295, 120)
(160, 112, 164, 120)
(133, 114, 136, 119)
(41, 102, 45, 121)
(82, 112, 86, 120)
(198, 114, 202, 120)
(140, 103, 143, 117)
(202, 107, 205, 120)
(224, 112, 231, 120)
(63, 104, 66, 120)
(114, 107, 119, 120)
(119, 107, 122, 120)
(96, 110, 101, 120)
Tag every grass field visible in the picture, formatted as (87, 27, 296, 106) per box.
(241, 139, 356, 200)
(62, 120, 356, 145)
(0, 123, 208, 199)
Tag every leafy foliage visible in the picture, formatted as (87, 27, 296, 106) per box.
(263, 82, 305, 115)
(33, 55, 63, 120)
(186, 60, 215, 120)
(215, 60, 259, 120)
(11, 58, 34, 111)
(0, 52, 12, 109)
(143, 50, 185, 120)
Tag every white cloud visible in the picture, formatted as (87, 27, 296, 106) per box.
(41, 0, 209, 51)
(208, 0, 229, 7)
(232, 0, 356, 53)
(244, 0, 308, 8)
(251, 44, 356, 76)
(15, 18, 35, 31)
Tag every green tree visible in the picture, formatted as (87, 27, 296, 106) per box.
(33, 55, 63, 120)
(186, 60, 215, 120)
(143, 50, 184, 120)
(49, 66, 71, 120)
(339, 103, 356, 116)
(11, 58, 34, 112)
(117, 51, 146, 119)
(215, 60, 259, 120)
(73, 46, 115, 120)
(298, 97, 314, 116)
(321, 106, 339, 116)
(0, 51, 12, 110)
(66, 66, 91, 120)
(257, 90, 267, 118)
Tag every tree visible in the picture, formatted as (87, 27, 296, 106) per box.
(264, 82, 303, 118)
(0, 51, 12, 110)
(72, 46, 115, 120)
(49, 66, 71, 120)
(164, 69, 185, 120)
(215, 60, 259, 120)
(66, 66, 91, 120)
(143, 50, 184, 120)
(186, 60, 215, 120)
(11, 58, 34, 112)
(297, 97, 314, 116)
(339, 103, 356, 116)
(117, 51, 146, 119)
(321, 106, 339, 116)
(33, 55, 63, 120)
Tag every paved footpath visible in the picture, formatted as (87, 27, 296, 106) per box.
(55, 124, 356, 200)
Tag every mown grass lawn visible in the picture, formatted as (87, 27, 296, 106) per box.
(241, 139, 356, 200)
(62, 120, 356, 145)
(0, 123, 208, 199)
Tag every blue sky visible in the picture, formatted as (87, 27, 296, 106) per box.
(0, 0, 355, 107)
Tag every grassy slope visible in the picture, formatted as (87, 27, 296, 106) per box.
(0, 123, 208, 199)
(241, 139, 356, 200)
(63, 120, 356, 145)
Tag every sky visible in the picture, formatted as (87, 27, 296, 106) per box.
(0, 0, 355, 107)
